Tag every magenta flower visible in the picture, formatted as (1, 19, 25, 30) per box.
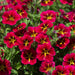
(21, 48, 37, 65)
(2, 10, 21, 25)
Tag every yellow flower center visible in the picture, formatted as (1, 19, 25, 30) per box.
(8, 15, 14, 21)
(46, 67, 51, 72)
(16, 10, 24, 16)
(9, 36, 16, 44)
(0, 65, 6, 72)
(17, 26, 23, 30)
(24, 40, 29, 46)
(45, 64, 51, 72)
(71, 27, 75, 33)
(31, 30, 38, 37)
(60, 42, 62, 45)
(41, 24, 48, 31)
(70, 59, 74, 65)
(43, 48, 49, 57)
(73, 45, 75, 49)
(58, 30, 64, 35)
(47, 16, 52, 20)
(21, 0, 24, 2)
(73, 30, 75, 33)
(41, 38, 47, 44)
(44, 0, 50, 4)
(65, 14, 68, 18)
(69, 72, 72, 75)
(58, 72, 65, 75)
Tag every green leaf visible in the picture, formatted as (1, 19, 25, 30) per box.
(11, 69, 18, 75)
(15, 62, 22, 70)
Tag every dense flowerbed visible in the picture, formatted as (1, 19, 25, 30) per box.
(0, 0, 75, 75)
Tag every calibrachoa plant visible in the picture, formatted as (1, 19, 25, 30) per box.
(0, 0, 75, 75)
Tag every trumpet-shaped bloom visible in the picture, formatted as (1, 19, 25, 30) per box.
(18, 34, 33, 51)
(40, 10, 56, 22)
(56, 37, 69, 49)
(63, 53, 75, 66)
(41, 0, 55, 6)
(21, 48, 37, 65)
(38, 20, 53, 33)
(2, 10, 21, 25)
(35, 33, 50, 44)
(52, 65, 69, 75)
(54, 24, 71, 37)
(0, 58, 12, 75)
(4, 32, 18, 48)
(39, 61, 55, 74)
(36, 43, 55, 62)
(13, 23, 26, 32)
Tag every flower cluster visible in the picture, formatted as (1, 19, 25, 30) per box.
(0, 0, 75, 75)
(60, 9, 75, 22)
(52, 53, 75, 75)
(0, 58, 12, 75)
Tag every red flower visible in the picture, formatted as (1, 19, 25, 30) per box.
(41, 0, 55, 6)
(27, 26, 40, 38)
(17, 0, 32, 5)
(54, 24, 71, 37)
(59, 9, 73, 22)
(63, 53, 75, 66)
(18, 34, 33, 51)
(4, 32, 18, 48)
(6, 0, 18, 6)
(68, 38, 75, 50)
(60, 0, 73, 5)
(66, 65, 75, 75)
(39, 61, 55, 74)
(67, 12, 74, 22)
(14, 29, 26, 38)
(0, 6, 3, 11)
(72, 12, 75, 22)
(0, 58, 12, 75)
(4, 4, 13, 11)
(2, 10, 21, 25)
(36, 43, 55, 62)
(56, 37, 70, 49)
(38, 20, 53, 33)
(40, 10, 56, 22)
(21, 48, 37, 65)
(14, 4, 27, 18)
(13, 23, 26, 32)
(35, 33, 50, 44)
(52, 65, 69, 75)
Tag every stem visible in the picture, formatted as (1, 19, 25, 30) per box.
(56, 0, 59, 11)
(73, 0, 75, 9)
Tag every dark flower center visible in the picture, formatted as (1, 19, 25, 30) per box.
(25, 52, 34, 62)
(57, 38, 65, 46)
(0, 64, 6, 72)
(58, 72, 65, 75)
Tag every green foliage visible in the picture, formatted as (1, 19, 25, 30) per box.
(0, 0, 75, 75)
